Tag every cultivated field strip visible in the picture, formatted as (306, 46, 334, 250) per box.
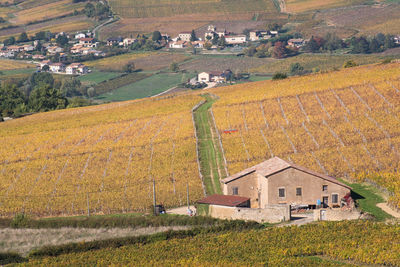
(0, 95, 204, 216)
(211, 64, 400, 207)
(109, 0, 278, 18)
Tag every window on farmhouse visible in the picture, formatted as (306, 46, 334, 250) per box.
(278, 188, 285, 198)
(322, 185, 328, 191)
(232, 187, 238, 195)
(332, 194, 338, 204)
(296, 187, 302, 196)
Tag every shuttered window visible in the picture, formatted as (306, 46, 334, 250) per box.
(278, 188, 285, 198)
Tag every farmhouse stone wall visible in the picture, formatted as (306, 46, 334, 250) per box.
(208, 204, 290, 223)
(313, 208, 363, 221)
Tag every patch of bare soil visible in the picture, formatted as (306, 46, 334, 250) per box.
(376, 203, 400, 218)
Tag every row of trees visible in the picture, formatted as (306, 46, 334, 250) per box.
(3, 30, 63, 46)
(0, 72, 91, 119)
(304, 33, 397, 53)
(244, 41, 298, 59)
(83, 1, 111, 20)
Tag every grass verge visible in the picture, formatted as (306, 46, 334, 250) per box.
(193, 94, 227, 195)
(340, 180, 392, 221)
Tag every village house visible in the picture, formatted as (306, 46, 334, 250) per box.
(198, 70, 232, 83)
(288, 38, 305, 48)
(122, 38, 136, 47)
(7, 45, 23, 53)
(49, 62, 66, 73)
(75, 33, 86, 39)
(107, 37, 123, 46)
(204, 25, 226, 40)
(222, 157, 352, 209)
(32, 54, 46, 60)
(79, 38, 97, 48)
(191, 40, 205, 48)
(178, 32, 192, 42)
(169, 40, 187, 49)
(47, 46, 63, 54)
(0, 50, 14, 58)
(22, 44, 35, 52)
(249, 30, 278, 41)
(394, 35, 400, 45)
(39, 60, 51, 69)
(225, 35, 247, 45)
(66, 63, 88, 75)
(71, 44, 84, 54)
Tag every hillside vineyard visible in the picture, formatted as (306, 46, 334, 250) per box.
(0, 95, 204, 216)
(1, 63, 400, 216)
(212, 63, 400, 208)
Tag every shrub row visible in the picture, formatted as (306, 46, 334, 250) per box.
(0, 213, 224, 229)
(0, 252, 27, 265)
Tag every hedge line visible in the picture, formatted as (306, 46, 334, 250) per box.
(0, 213, 222, 229)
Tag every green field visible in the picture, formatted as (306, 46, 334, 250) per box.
(78, 71, 122, 85)
(96, 72, 194, 101)
(0, 68, 36, 76)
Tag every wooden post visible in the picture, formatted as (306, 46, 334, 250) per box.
(153, 179, 157, 216)
(187, 183, 190, 209)
(86, 193, 90, 217)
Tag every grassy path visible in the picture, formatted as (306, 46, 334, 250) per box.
(193, 94, 228, 195)
(340, 180, 393, 221)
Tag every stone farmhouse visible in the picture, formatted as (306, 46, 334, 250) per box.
(198, 70, 232, 83)
(288, 38, 305, 48)
(222, 157, 352, 209)
(225, 35, 247, 45)
(66, 63, 88, 75)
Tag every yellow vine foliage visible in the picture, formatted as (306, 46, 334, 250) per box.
(0, 94, 204, 216)
(210, 63, 400, 208)
(23, 221, 400, 266)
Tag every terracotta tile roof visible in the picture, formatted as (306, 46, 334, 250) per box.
(197, 194, 250, 207)
(222, 157, 351, 189)
(80, 38, 94, 42)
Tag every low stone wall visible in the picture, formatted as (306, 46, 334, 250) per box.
(208, 204, 290, 223)
(313, 208, 363, 221)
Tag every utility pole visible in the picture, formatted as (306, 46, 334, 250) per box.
(86, 192, 90, 217)
(186, 183, 190, 209)
(153, 179, 157, 216)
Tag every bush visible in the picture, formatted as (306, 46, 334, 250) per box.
(289, 62, 304, 75)
(343, 60, 358, 68)
(10, 213, 30, 228)
(272, 72, 287, 80)
(0, 252, 27, 265)
(381, 58, 393, 64)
